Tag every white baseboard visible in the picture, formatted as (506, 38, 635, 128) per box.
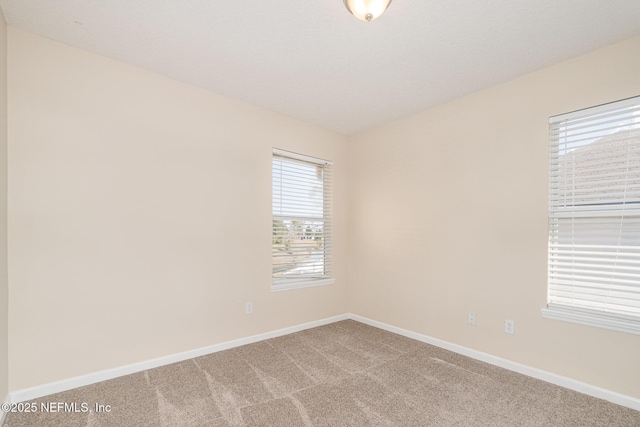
(8, 312, 640, 413)
(8, 314, 349, 403)
(348, 313, 640, 412)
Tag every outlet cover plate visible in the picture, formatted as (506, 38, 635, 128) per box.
(468, 311, 476, 326)
(505, 319, 515, 334)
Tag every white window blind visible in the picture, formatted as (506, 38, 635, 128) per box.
(272, 149, 333, 291)
(543, 96, 640, 335)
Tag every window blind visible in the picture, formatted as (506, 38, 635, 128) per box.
(272, 149, 333, 290)
(544, 95, 640, 335)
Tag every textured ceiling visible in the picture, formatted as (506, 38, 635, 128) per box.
(2, 0, 640, 135)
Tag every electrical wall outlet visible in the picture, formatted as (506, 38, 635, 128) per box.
(504, 319, 514, 335)
(467, 311, 476, 326)
(246, 302, 253, 315)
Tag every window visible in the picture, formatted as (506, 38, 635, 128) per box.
(272, 148, 334, 292)
(543, 96, 640, 335)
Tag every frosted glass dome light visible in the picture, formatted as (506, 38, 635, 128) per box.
(343, 0, 392, 22)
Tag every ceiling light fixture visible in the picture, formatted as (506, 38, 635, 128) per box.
(343, 0, 392, 22)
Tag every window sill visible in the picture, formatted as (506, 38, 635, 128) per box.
(271, 278, 335, 293)
(541, 306, 640, 336)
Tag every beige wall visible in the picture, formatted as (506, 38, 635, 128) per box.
(7, 28, 349, 391)
(349, 35, 640, 399)
(0, 10, 7, 401)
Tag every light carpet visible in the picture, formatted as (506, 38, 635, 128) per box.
(4, 320, 639, 426)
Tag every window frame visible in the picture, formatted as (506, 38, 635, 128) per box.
(542, 95, 640, 335)
(271, 148, 335, 292)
